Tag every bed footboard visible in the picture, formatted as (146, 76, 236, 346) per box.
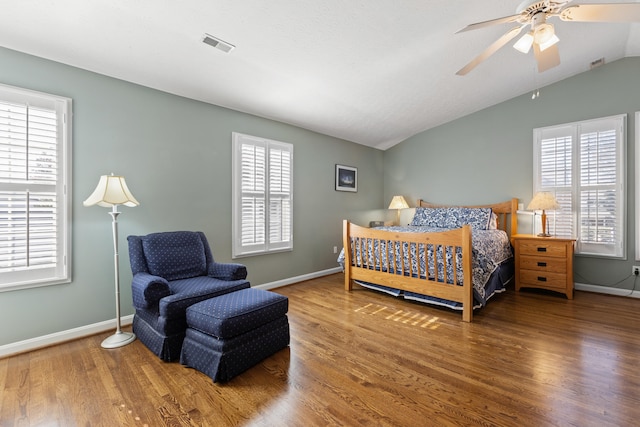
(342, 220, 474, 322)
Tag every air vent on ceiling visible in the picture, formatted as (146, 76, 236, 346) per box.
(590, 58, 605, 70)
(202, 33, 235, 53)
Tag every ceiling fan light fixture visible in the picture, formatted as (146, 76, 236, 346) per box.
(513, 32, 534, 53)
(533, 23, 555, 45)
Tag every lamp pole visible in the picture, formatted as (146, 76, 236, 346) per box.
(101, 204, 136, 348)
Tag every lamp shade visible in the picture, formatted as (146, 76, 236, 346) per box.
(513, 32, 534, 54)
(83, 174, 139, 208)
(388, 195, 409, 210)
(527, 192, 560, 211)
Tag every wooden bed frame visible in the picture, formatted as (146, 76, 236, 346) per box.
(342, 198, 518, 322)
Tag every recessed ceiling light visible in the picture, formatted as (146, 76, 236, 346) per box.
(202, 33, 235, 53)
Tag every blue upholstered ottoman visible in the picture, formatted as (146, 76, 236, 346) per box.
(180, 287, 290, 382)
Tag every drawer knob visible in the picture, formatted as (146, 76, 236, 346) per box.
(537, 247, 547, 252)
(537, 262, 547, 267)
(537, 276, 547, 282)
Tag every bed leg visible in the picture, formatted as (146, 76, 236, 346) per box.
(345, 277, 353, 291)
(462, 305, 472, 322)
(343, 219, 353, 292)
(462, 225, 473, 322)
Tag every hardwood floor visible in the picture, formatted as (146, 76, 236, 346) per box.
(2, 273, 640, 426)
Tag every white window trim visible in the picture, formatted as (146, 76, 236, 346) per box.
(533, 114, 626, 259)
(232, 132, 293, 258)
(636, 111, 640, 261)
(0, 83, 72, 292)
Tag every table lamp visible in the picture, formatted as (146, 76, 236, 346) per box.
(527, 191, 560, 237)
(388, 195, 409, 225)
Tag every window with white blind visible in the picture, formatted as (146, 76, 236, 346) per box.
(0, 83, 72, 292)
(232, 132, 293, 258)
(533, 114, 626, 258)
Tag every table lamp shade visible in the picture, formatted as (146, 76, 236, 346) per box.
(388, 196, 409, 210)
(527, 192, 560, 211)
(83, 174, 139, 208)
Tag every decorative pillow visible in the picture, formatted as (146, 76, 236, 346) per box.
(410, 208, 449, 227)
(446, 207, 493, 230)
(410, 206, 493, 230)
(141, 231, 207, 281)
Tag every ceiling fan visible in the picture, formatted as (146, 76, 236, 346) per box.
(456, 0, 640, 75)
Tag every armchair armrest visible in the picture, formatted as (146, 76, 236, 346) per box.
(131, 272, 171, 310)
(208, 262, 248, 281)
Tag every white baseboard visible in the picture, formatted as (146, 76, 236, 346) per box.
(253, 267, 342, 290)
(574, 282, 640, 298)
(0, 315, 134, 359)
(0, 267, 343, 359)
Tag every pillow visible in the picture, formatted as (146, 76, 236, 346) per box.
(410, 207, 449, 227)
(410, 206, 493, 230)
(141, 231, 207, 280)
(447, 207, 493, 230)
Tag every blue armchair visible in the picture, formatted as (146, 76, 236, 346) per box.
(127, 231, 250, 361)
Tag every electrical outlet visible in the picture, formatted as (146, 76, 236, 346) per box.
(633, 266, 640, 276)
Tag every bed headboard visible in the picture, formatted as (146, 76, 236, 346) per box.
(416, 198, 518, 237)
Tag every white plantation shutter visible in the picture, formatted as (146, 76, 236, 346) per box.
(533, 115, 625, 258)
(268, 145, 292, 248)
(0, 83, 72, 291)
(232, 133, 293, 257)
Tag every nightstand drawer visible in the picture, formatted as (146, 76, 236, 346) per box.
(519, 270, 567, 290)
(518, 241, 567, 258)
(519, 255, 566, 274)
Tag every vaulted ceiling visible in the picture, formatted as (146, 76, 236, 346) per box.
(1, 1, 638, 149)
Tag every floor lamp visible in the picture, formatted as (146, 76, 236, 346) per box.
(84, 173, 139, 348)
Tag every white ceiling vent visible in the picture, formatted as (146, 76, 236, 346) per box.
(202, 33, 235, 53)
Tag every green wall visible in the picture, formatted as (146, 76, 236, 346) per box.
(0, 47, 384, 346)
(384, 57, 640, 292)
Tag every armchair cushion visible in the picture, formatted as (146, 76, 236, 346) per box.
(141, 231, 207, 281)
(160, 276, 250, 319)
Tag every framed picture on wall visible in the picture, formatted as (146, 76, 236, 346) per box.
(335, 164, 357, 192)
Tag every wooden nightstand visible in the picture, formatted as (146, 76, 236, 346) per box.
(512, 234, 576, 299)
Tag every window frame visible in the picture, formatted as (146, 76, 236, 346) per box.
(636, 111, 640, 261)
(0, 83, 72, 292)
(232, 132, 293, 258)
(533, 114, 626, 259)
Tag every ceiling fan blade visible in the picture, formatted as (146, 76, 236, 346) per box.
(534, 43, 561, 72)
(456, 14, 522, 33)
(456, 26, 525, 76)
(560, 4, 640, 22)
